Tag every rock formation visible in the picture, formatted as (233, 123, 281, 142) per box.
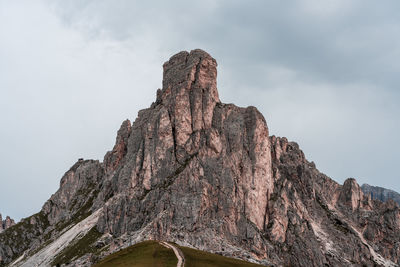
(0, 49, 399, 267)
(0, 214, 15, 233)
(362, 183, 400, 206)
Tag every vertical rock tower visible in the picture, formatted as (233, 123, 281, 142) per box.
(0, 49, 399, 267)
(97, 49, 274, 253)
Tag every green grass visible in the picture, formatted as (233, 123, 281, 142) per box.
(178, 245, 264, 267)
(93, 240, 178, 267)
(92, 240, 265, 267)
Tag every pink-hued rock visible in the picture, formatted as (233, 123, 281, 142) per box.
(0, 49, 399, 267)
(104, 119, 132, 172)
(339, 178, 373, 211)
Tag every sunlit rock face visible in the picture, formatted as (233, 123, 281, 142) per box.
(94, 50, 399, 266)
(96, 49, 274, 252)
(0, 50, 399, 267)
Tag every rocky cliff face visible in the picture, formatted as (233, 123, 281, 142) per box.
(362, 184, 400, 206)
(0, 214, 15, 233)
(0, 49, 399, 267)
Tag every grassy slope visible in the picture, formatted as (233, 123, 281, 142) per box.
(93, 240, 264, 267)
(178, 245, 264, 267)
(93, 241, 178, 267)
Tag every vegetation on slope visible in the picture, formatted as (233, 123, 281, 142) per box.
(51, 226, 102, 266)
(178, 245, 264, 267)
(0, 210, 50, 266)
(92, 240, 265, 267)
(93, 240, 178, 267)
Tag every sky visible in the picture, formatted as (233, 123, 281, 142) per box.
(1, 0, 399, 221)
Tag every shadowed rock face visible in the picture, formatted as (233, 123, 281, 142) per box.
(0, 49, 399, 267)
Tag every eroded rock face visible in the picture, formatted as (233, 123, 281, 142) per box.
(43, 159, 104, 225)
(96, 50, 274, 251)
(0, 160, 104, 266)
(1, 49, 399, 267)
(338, 178, 372, 211)
(266, 137, 399, 266)
(92, 50, 399, 266)
(104, 119, 132, 172)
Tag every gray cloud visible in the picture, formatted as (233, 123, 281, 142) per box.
(1, 0, 399, 220)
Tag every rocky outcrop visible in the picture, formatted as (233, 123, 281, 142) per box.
(95, 50, 274, 256)
(338, 178, 373, 211)
(266, 138, 398, 266)
(362, 183, 400, 205)
(0, 49, 399, 267)
(0, 214, 15, 233)
(104, 119, 132, 172)
(0, 160, 103, 266)
(42, 159, 103, 225)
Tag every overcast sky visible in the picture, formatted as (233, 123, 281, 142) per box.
(1, 0, 399, 221)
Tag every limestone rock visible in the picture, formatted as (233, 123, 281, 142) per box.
(104, 119, 132, 172)
(0, 159, 103, 266)
(0, 49, 399, 267)
(339, 178, 369, 210)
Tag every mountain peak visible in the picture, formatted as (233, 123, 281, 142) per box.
(157, 49, 219, 108)
(154, 50, 221, 159)
(1, 49, 399, 267)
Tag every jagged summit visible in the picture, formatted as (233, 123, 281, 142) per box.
(0, 50, 399, 267)
(156, 49, 220, 155)
(159, 49, 219, 104)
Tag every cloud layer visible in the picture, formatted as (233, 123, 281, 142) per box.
(1, 0, 399, 220)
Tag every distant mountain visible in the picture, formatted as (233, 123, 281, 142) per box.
(361, 184, 400, 205)
(0, 50, 399, 267)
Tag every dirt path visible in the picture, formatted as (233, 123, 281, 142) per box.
(160, 241, 185, 267)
